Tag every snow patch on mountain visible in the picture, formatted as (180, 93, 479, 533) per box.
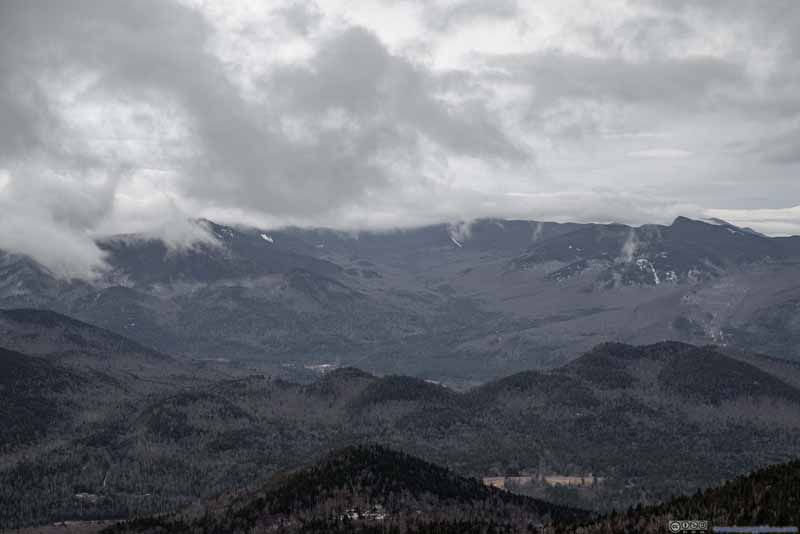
(636, 258, 660, 285)
(447, 221, 472, 246)
(621, 230, 639, 262)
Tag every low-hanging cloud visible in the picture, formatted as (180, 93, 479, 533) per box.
(0, 0, 533, 277)
(0, 0, 799, 278)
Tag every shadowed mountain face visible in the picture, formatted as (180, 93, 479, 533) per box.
(562, 341, 800, 403)
(0, 346, 130, 452)
(0, 309, 168, 363)
(0, 347, 85, 449)
(0, 308, 233, 388)
(3, 336, 800, 529)
(105, 445, 587, 534)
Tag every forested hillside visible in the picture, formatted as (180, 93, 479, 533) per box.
(105, 445, 587, 534)
(3, 338, 800, 529)
(550, 459, 800, 533)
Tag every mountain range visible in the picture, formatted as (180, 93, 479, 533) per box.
(3, 216, 800, 386)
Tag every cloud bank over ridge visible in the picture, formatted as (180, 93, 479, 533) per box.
(1, 0, 800, 276)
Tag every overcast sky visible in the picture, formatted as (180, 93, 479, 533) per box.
(2, 0, 800, 276)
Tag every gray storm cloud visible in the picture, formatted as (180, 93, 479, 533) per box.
(0, 0, 531, 276)
(0, 0, 799, 277)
